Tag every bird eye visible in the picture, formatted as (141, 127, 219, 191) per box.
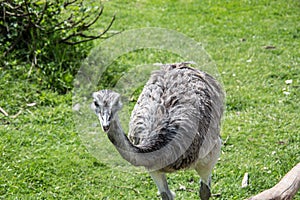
(94, 100, 99, 107)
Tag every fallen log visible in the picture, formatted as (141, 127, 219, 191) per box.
(248, 162, 300, 200)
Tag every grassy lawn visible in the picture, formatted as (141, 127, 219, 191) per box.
(1, 0, 299, 199)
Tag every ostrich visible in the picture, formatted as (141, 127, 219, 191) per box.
(91, 62, 224, 200)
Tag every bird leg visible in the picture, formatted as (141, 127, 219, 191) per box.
(149, 171, 175, 200)
(195, 155, 217, 200)
(195, 166, 212, 200)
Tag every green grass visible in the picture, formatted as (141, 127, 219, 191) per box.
(1, 0, 299, 199)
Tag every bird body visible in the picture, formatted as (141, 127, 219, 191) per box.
(92, 62, 224, 200)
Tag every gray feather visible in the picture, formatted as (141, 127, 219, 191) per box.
(128, 62, 224, 171)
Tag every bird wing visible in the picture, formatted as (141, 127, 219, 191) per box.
(128, 63, 224, 159)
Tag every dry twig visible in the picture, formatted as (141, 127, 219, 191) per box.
(0, 107, 9, 116)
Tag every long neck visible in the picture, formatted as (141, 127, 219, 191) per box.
(107, 115, 138, 161)
(106, 114, 173, 170)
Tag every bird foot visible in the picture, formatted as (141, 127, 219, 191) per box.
(160, 191, 174, 200)
(200, 181, 211, 200)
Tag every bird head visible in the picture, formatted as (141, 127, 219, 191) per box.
(91, 90, 123, 132)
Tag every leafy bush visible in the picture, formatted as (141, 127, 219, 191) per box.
(0, 0, 115, 93)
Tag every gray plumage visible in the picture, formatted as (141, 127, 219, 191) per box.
(92, 62, 225, 200)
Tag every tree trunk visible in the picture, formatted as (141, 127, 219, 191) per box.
(248, 162, 300, 200)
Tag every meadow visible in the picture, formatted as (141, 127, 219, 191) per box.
(0, 0, 299, 199)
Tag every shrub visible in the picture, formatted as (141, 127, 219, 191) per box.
(0, 0, 115, 93)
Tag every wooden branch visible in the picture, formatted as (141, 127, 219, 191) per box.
(79, 6, 104, 31)
(3, 1, 22, 10)
(63, 0, 78, 8)
(4, 10, 34, 17)
(61, 13, 116, 45)
(248, 162, 300, 200)
(48, 14, 75, 34)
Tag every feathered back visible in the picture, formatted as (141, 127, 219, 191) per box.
(128, 62, 224, 169)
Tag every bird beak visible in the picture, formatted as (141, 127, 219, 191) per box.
(99, 112, 110, 132)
